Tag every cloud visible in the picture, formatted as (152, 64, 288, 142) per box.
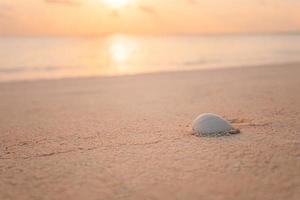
(0, 4, 13, 19)
(111, 10, 120, 18)
(186, 0, 197, 5)
(45, 0, 80, 6)
(138, 5, 157, 15)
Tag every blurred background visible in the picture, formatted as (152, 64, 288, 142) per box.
(0, 0, 299, 81)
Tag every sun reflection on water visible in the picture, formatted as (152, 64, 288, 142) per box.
(2, 35, 300, 82)
(108, 36, 137, 73)
(110, 43, 129, 63)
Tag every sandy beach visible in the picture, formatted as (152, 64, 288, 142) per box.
(0, 63, 299, 200)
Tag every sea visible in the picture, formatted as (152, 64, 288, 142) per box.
(0, 34, 299, 82)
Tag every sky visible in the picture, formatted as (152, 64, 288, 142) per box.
(0, 0, 299, 36)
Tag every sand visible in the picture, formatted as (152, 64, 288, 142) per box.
(0, 63, 299, 200)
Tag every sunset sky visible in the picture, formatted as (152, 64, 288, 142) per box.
(0, 0, 299, 36)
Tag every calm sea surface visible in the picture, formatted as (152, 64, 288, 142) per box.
(0, 34, 299, 82)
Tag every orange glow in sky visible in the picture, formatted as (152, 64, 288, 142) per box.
(102, 0, 131, 9)
(0, 0, 299, 36)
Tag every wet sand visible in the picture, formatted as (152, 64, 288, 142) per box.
(0, 63, 300, 200)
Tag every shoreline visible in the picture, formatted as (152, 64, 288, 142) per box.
(1, 61, 299, 84)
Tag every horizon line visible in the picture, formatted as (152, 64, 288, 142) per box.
(0, 31, 299, 38)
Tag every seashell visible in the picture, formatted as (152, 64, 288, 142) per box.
(192, 113, 239, 137)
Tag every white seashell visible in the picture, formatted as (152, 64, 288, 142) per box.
(192, 113, 236, 136)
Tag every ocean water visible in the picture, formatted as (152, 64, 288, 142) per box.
(0, 34, 299, 82)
